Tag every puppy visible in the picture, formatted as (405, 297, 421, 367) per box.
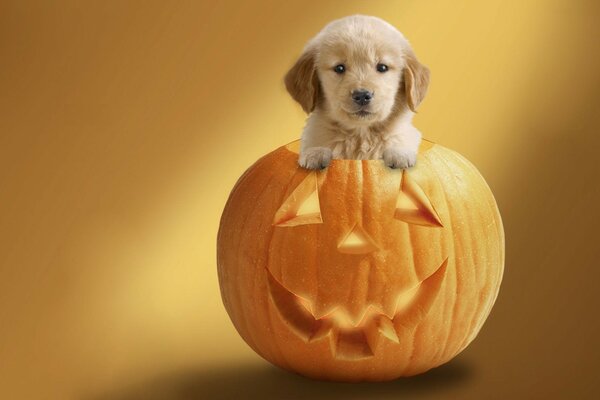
(284, 15, 430, 170)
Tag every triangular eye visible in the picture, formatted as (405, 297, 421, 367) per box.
(273, 172, 323, 227)
(394, 172, 443, 227)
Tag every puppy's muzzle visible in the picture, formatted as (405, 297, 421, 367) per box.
(352, 89, 374, 106)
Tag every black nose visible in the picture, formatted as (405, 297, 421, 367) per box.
(352, 89, 373, 106)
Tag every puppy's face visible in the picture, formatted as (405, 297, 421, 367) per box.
(285, 15, 429, 127)
(317, 37, 404, 126)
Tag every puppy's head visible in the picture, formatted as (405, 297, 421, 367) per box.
(285, 15, 429, 127)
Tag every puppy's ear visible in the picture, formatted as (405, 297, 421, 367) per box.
(284, 45, 320, 114)
(403, 51, 430, 112)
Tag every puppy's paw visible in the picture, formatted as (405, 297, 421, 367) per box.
(383, 147, 417, 169)
(299, 147, 333, 170)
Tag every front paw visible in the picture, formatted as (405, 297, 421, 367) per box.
(299, 147, 333, 170)
(383, 148, 417, 169)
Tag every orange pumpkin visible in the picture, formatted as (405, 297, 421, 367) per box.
(217, 139, 504, 381)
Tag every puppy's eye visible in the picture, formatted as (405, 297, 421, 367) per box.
(376, 63, 389, 73)
(333, 64, 346, 74)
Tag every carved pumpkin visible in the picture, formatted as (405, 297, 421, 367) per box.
(217, 139, 504, 381)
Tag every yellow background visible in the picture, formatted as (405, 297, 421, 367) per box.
(0, 1, 598, 398)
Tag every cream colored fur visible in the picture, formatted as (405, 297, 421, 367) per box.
(284, 15, 430, 170)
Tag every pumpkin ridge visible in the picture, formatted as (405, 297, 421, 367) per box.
(399, 319, 418, 376)
(253, 151, 302, 360)
(445, 150, 491, 352)
(243, 165, 283, 355)
(449, 149, 505, 306)
(222, 154, 280, 352)
(345, 255, 371, 325)
(434, 150, 482, 361)
(421, 150, 460, 364)
(447, 150, 504, 351)
(265, 167, 303, 368)
(266, 276, 294, 369)
(397, 257, 449, 375)
(361, 161, 388, 310)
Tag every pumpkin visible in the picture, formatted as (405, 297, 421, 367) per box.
(217, 139, 504, 381)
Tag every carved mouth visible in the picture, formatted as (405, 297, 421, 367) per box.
(266, 258, 448, 360)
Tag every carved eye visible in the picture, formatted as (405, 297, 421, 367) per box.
(273, 172, 322, 227)
(394, 172, 443, 227)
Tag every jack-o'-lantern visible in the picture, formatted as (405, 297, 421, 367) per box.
(217, 139, 504, 381)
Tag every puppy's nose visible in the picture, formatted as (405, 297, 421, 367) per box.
(352, 89, 373, 106)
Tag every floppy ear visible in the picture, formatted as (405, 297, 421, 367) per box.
(403, 51, 430, 112)
(284, 46, 320, 114)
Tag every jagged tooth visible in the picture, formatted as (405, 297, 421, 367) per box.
(369, 302, 395, 321)
(364, 315, 400, 352)
(377, 316, 400, 344)
(309, 319, 334, 342)
(364, 319, 382, 352)
(335, 330, 373, 360)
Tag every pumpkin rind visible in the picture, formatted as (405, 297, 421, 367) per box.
(217, 140, 504, 381)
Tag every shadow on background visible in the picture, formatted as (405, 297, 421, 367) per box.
(91, 359, 473, 400)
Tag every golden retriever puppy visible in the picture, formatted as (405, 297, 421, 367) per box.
(284, 15, 430, 170)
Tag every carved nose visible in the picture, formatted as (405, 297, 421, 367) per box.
(351, 89, 373, 106)
(338, 224, 379, 254)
